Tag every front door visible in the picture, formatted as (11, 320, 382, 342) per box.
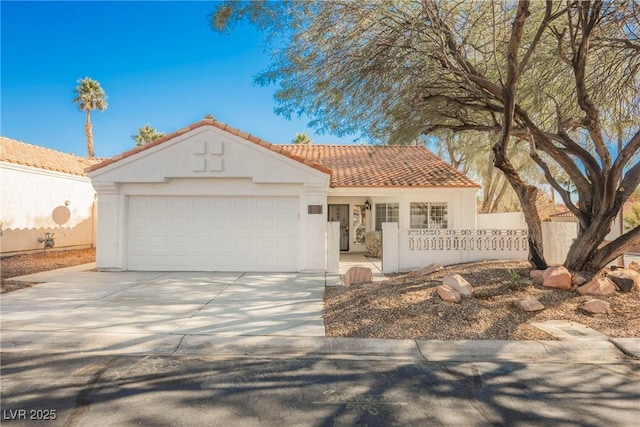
(328, 204, 349, 251)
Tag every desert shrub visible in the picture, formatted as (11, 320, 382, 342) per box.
(365, 231, 382, 257)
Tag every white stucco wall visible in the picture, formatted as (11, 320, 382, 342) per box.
(0, 162, 96, 254)
(477, 212, 526, 229)
(89, 126, 330, 272)
(542, 221, 577, 265)
(328, 187, 479, 231)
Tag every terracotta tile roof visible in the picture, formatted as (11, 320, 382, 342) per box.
(549, 209, 575, 218)
(0, 136, 103, 177)
(87, 116, 332, 175)
(280, 144, 479, 188)
(86, 116, 477, 188)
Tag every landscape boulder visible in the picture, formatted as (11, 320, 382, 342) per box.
(542, 266, 572, 290)
(579, 299, 611, 314)
(529, 270, 544, 286)
(442, 274, 473, 298)
(607, 269, 640, 293)
(437, 285, 461, 303)
(514, 298, 545, 312)
(628, 261, 640, 275)
(577, 277, 617, 296)
(571, 273, 589, 287)
(407, 263, 443, 278)
(343, 267, 373, 287)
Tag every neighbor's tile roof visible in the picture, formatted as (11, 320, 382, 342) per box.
(86, 116, 478, 188)
(280, 144, 479, 188)
(0, 136, 103, 177)
(87, 116, 332, 175)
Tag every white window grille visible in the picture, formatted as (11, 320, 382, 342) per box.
(410, 202, 448, 229)
(375, 203, 399, 231)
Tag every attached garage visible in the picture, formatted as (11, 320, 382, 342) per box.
(127, 196, 299, 271)
(88, 116, 331, 273)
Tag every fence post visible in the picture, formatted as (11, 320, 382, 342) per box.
(382, 222, 399, 273)
(327, 222, 340, 273)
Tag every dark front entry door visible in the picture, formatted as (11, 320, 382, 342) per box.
(328, 204, 349, 251)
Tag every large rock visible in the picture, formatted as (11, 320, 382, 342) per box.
(437, 285, 461, 303)
(442, 274, 473, 298)
(579, 299, 611, 314)
(628, 260, 640, 274)
(529, 270, 544, 286)
(542, 266, 572, 290)
(571, 273, 589, 287)
(407, 263, 443, 278)
(577, 277, 617, 296)
(343, 267, 373, 287)
(607, 269, 640, 292)
(514, 298, 545, 312)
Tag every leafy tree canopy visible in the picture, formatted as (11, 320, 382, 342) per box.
(213, 0, 640, 271)
(292, 132, 313, 144)
(132, 124, 165, 146)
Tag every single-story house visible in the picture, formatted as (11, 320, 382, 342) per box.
(87, 115, 479, 272)
(0, 136, 101, 254)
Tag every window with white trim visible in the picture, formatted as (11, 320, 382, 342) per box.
(410, 202, 448, 229)
(375, 203, 399, 231)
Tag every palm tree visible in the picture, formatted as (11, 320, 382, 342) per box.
(292, 132, 313, 144)
(72, 77, 108, 158)
(132, 124, 165, 146)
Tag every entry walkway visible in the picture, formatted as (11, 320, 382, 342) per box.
(325, 253, 386, 287)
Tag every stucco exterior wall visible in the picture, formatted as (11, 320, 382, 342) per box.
(542, 221, 577, 265)
(89, 126, 330, 272)
(477, 212, 526, 229)
(328, 187, 478, 231)
(0, 162, 96, 254)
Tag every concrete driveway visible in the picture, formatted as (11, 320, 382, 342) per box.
(0, 270, 326, 337)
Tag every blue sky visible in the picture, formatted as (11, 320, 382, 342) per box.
(1, 1, 358, 158)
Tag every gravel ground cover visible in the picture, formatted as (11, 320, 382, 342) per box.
(1, 248, 95, 293)
(324, 260, 640, 340)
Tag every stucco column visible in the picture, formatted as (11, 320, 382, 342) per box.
(382, 222, 399, 273)
(92, 182, 123, 270)
(300, 183, 329, 272)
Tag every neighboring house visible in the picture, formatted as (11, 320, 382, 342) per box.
(0, 137, 101, 254)
(87, 116, 479, 272)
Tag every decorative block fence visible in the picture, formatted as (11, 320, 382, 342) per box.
(382, 223, 530, 273)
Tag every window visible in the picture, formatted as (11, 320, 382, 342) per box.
(410, 202, 448, 229)
(375, 203, 399, 231)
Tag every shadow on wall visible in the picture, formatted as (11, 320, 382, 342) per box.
(1, 204, 96, 254)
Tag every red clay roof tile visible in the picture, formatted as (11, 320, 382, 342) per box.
(0, 136, 103, 177)
(85, 117, 477, 188)
(86, 118, 331, 175)
(280, 144, 479, 188)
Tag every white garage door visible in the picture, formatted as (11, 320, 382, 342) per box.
(127, 196, 299, 271)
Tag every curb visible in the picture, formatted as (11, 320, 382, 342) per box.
(1, 331, 635, 363)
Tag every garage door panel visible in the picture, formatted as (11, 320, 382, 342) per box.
(214, 216, 233, 229)
(127, 196, 299, 271)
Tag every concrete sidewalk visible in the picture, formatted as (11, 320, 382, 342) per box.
(1, 331, 637, 363)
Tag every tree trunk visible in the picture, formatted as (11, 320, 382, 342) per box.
(564, 206, 639, 272)
(85, 109, 94, 158)
(587, 225, 640, 270)
(492, 146, 547, 269)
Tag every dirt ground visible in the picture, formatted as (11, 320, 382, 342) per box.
(324, 260, 640, 340)
(1, 248, 95, 293)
